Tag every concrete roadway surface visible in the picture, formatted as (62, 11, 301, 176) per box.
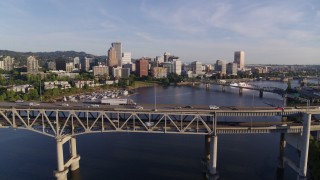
(0, 101, 318, 113)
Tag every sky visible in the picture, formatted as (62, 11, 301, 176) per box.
(0, 0, 320, 64)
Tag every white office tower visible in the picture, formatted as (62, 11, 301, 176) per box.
(156, 56, 164, 63)
(164, 52, 171, 62)
(191, 61, 203, 75)
(121, 52, 132, 65)
(234, 51, 245, 69)
(173, 60, 182, 75)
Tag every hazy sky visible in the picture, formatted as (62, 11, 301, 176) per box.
(0, 0, 319, 64)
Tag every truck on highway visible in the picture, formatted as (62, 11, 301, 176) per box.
(101, 98, 135, 106)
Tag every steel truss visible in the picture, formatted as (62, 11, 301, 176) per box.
(0, 108, 217, 137)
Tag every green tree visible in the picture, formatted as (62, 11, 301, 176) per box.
(27, 89, 39, 100)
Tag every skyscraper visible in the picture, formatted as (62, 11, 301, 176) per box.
(80, 57, 91, 72)
(234, 51, 245, 69)
(2, 56, 14, 71)
(111, 42, 122, 66)
(164, 52, 171, 62)
(27, 56, 39, 73)
(107, 47, 117, 67)
(215, 60, 226, 75)
(173, 60, 182, 75)
(136, 58, 149, 77)
(55, 58, 66, 71)
(226, 62, 237, 75)
(121, 52, 131, 65)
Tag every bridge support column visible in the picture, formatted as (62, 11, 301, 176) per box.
(278, 132, 286, 169)
(259, 90, 263, 98)
(239, 87, 243, 96)
(283, 94, 287, 107)
(54, 136, 81, 180)
(206, 83, 210, 90)
(202, 135, 210, 174)
(54, 139, 68, 180)
(299, 113, 311, 178)
(207, 135, 218, 180)
(70, 137, 80, 171)
(221, 85, 225, 92)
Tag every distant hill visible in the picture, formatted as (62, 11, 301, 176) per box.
(0, 50, 106, 66)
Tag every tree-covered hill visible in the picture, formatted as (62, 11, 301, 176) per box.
(0, 50, 105, 66)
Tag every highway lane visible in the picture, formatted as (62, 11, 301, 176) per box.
(0, 101, 319, 113)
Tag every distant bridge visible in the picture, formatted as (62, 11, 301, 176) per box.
(194, 80, 287, 97)
(0, 106, 319, 180)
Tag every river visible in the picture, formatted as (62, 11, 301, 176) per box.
(0, 81, 301, 180)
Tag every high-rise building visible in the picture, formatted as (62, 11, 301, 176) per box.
(227, 62, 238, 75)
(234, 51, 245, 69)
(162, 62, 173, 74)
(46, 61, 56, 70)
(156, 56, 164, 63)
(107, 47, 117, 67)
(80, 57, 91, 72)
(0, 61, 4, 70)
(152, 67, 167, 78)
(1, 56, 15, 71)
(121, 52, 131, 65)
(191, 61, 203, 75)
(74, 57, 80, 69)
(121, 68, 130, 78)
(27, 56, 39, 73)
(111, 42, 122, 66)
(55, 58, 66, 71)
(215, 60, 226, 75)
(164, 52, 171, 62)
(173, 60, 182, 75)
(66, 62, 74, 73)
(136, 58, 149, 77)
(93, 65, 109, 76)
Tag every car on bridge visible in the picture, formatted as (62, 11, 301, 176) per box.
(184, 105, 193, 109)
(275, 107, 284, 110)
(135, 106, 143, 110)
(209, 105, 219, 110)
(29, 102, 40, 106)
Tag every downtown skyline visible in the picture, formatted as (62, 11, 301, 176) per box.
(0, 0, 320, 64)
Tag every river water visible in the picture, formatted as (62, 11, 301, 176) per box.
(0, 81, 301, 180)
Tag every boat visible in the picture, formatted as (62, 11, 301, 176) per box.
(238, 82, 247, 87)
(230, 83, 238, 86)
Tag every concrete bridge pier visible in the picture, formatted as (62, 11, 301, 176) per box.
(207, 135, 219, 180)
(54, 136, 81, 180)
(278, 132, 286, 169)
(283, 94, 287, 107)
(221, 85, 225, 92)
(284, 113, 311, 179)
(298, 113, 311, 178)
(70, 137, 80, 171)
(54, 138, 68, 180)
(259, 89, 263, 98)
(206, 83, 210, 90)
(202, 135, 210, 174)
(239, 87, 243, 96)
